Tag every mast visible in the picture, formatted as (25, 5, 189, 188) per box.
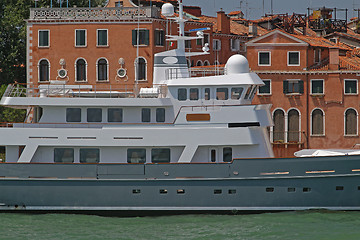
(177, 0, 185, 50)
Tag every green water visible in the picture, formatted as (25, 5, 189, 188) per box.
(0, 211, 359, 240)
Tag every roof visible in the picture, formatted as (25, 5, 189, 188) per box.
(309, 55, 360, 71)
(228, 11, 243, 16)
(290, 33, 351, 50)
(252, 15, 280, 24)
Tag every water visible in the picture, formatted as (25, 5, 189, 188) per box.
(0, 211, 359, 240)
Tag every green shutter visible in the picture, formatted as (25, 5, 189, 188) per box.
(299, 80, 304, 93)
(145, 29, 149, 45)
(283, 80, 288, 94)
(132, 30, 137, 46)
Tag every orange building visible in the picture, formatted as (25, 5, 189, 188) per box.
(247, 30, 360, 157)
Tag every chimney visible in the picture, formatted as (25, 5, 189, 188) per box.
(249, 22, 257, 37)
(329, 47, 339, 70)
(217, 10, 230, 34)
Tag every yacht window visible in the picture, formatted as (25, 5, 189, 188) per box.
(231, 88, 244, 100)
(54, 148, 74, 163)
(244, 86, 253, 99)
(190, 88, 199, 100)
(156, 108, 165, 122)
(178, 88, 187, 101)
(142, 108, 151, 122)
(204, 88, 211, 100)
(223, 147, 232, 162)
(80, 148, 100, 163)
(127, 148, 146, 163)
(216, 88, 228, 100)
(66, 108, 81, 122)
(108, 108, 123, 122)
(210, 149, 216, 162)
(249, 86, 258, 99)
(151, 148, 170, 163)
(87, 108, 102, 122)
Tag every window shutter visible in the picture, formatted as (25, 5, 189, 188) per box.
(299, 80, 304, 93)
(145, 30, 149, 45)
(132, 30, 137, 45)
(283, 80, 288, 94)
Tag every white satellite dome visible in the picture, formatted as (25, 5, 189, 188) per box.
(161, 3, 174, 17)
(225, 54, 249, 75)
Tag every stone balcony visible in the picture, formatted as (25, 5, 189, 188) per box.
(29, 6, 160, 21)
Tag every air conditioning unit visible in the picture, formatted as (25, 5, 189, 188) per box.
(117, 68, 127, 78)
(58, 69, 67, 78)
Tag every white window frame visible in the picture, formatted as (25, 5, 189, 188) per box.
(154, 28, 165, 47)
(38, 30, 50, 48)
(203, 60, 210, 66)
(287, 51, 300, 66)
(344, 79, 358, 95)
(258, 51, 271, 66)
(74, 57, 88, 82)
(96, 57, 109, 82)
(75, 29, 87, 47)
(344, 108, 358, 136)
(258, 79, 272, 95)
(310, 108, 325, 136)
(310, 79, 324, 95)
(213, 39, 221, 51)
(196, 60, 203, 66)
(97, 29, 108, 47)
(37, 58, 50, 82)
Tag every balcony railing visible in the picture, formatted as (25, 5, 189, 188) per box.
(29, 6, 160, 21)
(270, 131, 307, 145)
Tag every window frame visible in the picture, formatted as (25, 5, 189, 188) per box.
(283, 79, 304, 95)
(87, 108, 102, 123)
(141, 108, 151, 123)
(258, 79, 272, 95)
(310, 79, 324, 95)
(96, 58, 109, 82)
(108, 108, 123, 123)
(38, 58, 50, 82)
(178, 88, 187, 101)
(132, 29, 150, 46)
(156, 108, 165, 123)
(75, 58, 87, 82)
(75, 29, 87, 47)
(344, 108, 358, 136)
(151, 148, 171, 163)
(287, 51, 300, 66)
(213, 39, 221, 51)
(154, 29, 165, 47)
(38, 30, 50, 48)
(310, 108, 325, 136)
(344, 79, 358, 95)
(127, 148, 146, 163)
(66, 108, 82, 123)
(135, 57, 147, 82)
(54, 148, 74, 163)
(96, 29, 108, 47)
(216, 88, 229, 100)
(80, 148, 100, 163)
(258, 51, 271, 66)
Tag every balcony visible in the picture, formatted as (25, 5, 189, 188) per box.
(29, 6, 160, 21)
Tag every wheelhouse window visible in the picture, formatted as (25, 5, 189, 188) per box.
(87, 108, 102, 122)
(151, 148, 170, 163)
(97, 29, 108, 46)
(38, 59, 50, 82)
(66, 108, 81, 122)
(258, 80, 271, 95)
(75, 29, 86, 47)
(288, 51, 300, 66)
(178, 88, 187, 101)
(80, 148, 100, 163)
(311, 109, 324, 135)
(75, 59, 86, 82)
(231, 87, 243, 100)
(311, 79, 324, 94)
(258, 52, 270, 66)
(223, 147, 232, 162)
(97, 58, 108, 81)
(345, 80, 358, 94)
(156, 108, 165, 122)
(190, 88, 199, 100)
(216, 88, 228, 100)
(154, 29, 165, 46)
(108, 108, 123, 122)
(132, 29, 149, 46)
(127, 148, 146, 163)
(345, 108, 357, 136)
(135, 57, 147, 81)
(38, 30, 49, 47)
(54, 148, 74, 163)
(204, 88, 211, 100)
(142, 108, 151, 122)
(283, 80, 304, 94)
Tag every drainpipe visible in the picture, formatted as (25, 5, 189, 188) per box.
(306, 48, 310, 149)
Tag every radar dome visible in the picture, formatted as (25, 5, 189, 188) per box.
(225, 54, 249, 75)
(162, 3, 174, 17)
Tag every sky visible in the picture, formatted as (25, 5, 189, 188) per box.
(182, 0, 359, 20)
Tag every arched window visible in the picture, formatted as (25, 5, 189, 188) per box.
(135, 57, 147, 81)
(204, 60, 210, 66)
(76, 59, 87, 82)
(39, 59, 49, 81)
(311, 109, 324, 135)
(97, 58, 108, 81)
(345, 108, 357, 135)
(273, 109, 285, 142)
(214, 60, 220, 66)
(288, 109, 300, 142)
(196, 60, 203, 66)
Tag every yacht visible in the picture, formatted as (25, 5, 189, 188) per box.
(0, 1, 360, 214)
